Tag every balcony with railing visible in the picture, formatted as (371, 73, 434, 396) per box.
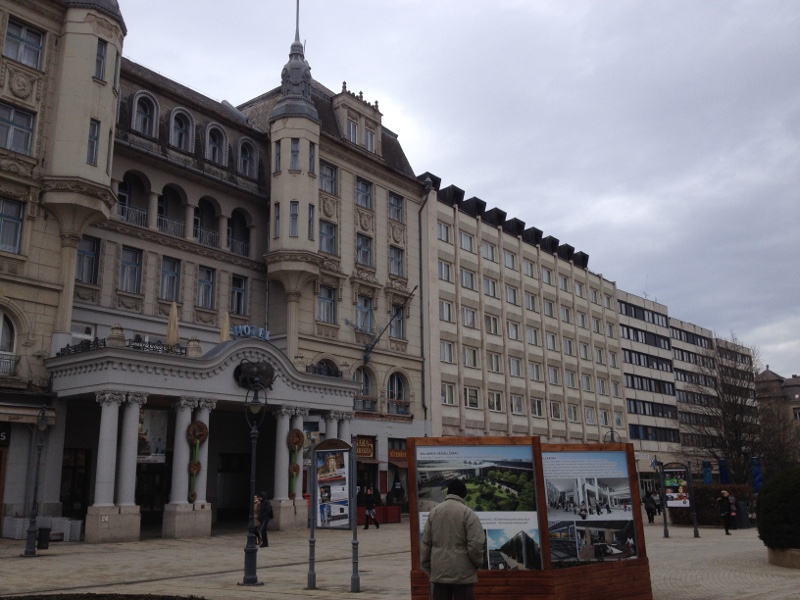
(354, 394, 378, 413)
(229, 237, 250, 257)
(0, 354, 20, 376)
(117, 204, 148, 227)
(194, 226, 219, 248)
(387, 398, 411, 416)
(158, 215, 185, 238)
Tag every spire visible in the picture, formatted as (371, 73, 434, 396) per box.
(270, 0, 319, 122)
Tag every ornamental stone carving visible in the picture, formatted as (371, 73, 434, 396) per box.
(127, 392, 148, 406)
(322, 196, 337, 218)
(9, 71, 33, 100)
(357, 209, 373, 233)
(96, 390, 125, 406)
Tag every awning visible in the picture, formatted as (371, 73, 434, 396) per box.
(0, 405, 56, 425)
(389, 459, 409, 469)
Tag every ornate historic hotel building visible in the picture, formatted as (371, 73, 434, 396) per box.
(0, 0, 753, 543)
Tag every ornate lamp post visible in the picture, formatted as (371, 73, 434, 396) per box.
(235, 359, 274, 586)
(23, 406, 50, 557)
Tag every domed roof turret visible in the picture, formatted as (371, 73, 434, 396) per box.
(64, 0, 127, 34)
(269, 6, 319, 123)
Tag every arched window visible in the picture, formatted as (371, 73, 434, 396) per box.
(0, 312, 17, 376)
(172, 113, 189, 150)
(135, 98, 153, 135)
(315, 359, 339, 378)
(387, 373, 405, 400)
(239, 141, 255, 177)
(354, 367, 372, 397)
(206, 125, 227, 165)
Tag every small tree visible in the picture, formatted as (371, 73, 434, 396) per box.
(757, 467, 800, 550)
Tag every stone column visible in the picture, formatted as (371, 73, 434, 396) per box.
(147, 192, 159, 230)
(285, 290, 301, 365)
(273, 406, 293, 500)
(93, 391, 125, 506)
(218, 212, 229, 250)
(169, 397, 197, 504)
(116, 393, 147, 506)
(184, 203, 196, 241)
(290, 408, 308, 500)
(325, 412, 339, 440)
(193, 399, 216, 504)
(338, 412, 353, 444)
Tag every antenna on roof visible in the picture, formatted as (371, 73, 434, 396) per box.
(295, 0, 300, 42)
(642, 274, 649, 300)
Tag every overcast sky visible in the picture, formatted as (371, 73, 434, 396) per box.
(119, 0, 799, 377)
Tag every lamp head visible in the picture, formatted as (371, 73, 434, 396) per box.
(36, 406, 48, 432)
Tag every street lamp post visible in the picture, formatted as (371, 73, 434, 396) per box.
(235, 359, 274, 587)
(23, 406, 49, 557)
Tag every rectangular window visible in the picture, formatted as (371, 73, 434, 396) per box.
(273, 140, 281, 172)
(438, 260, 452, 282)
(563, 337, 574, 356)
(273, 203, 280, 237)
(0, 197, 23, 254)
(459, 230, 475, 252)
(462, 345, 479, 368)
(509, 357, 522, 377)
(356, 234, 372, 266)
(356, 295, 373, 332)
(319, 220, 337, 254)
(606, 322, 615, 338)
(439, 299, 454, 322)
(582, 374, 593, 392)
(597, 378, 608, 395)
(488, 391, 503, 413)
(317, 286, 337, 324)
(464, 387, 479, 409)
(289, 200, 299, 237)
(483, 276, 498, 298)
(544, 300, 555, 318)
(440, 341, 454, 363)
(87, 119, 100, 165)
(0, 101, 35, 155)
(348, 119, 358, 143)
(605, 294, 613, 309)
(389, 304, 405, 339)
(600, 410, 610, 427)
(546, 332, 558, 351)
(615, 411, 624, 428)
(76, 236, 100, 284)
(356, 177, 373, 209)
(388, 193, 404, 222)
(528, 361, 542, 381)
(197, 266, 215, 308)
(526, 326, 540, 346)
(595, 347, 605, 364)
(461, 306, 477, 328)
(95, 38, 107, 79)
(511, 394, 524, 415)
(290, 138, 300, 170)
(580, 343, 589, 360)
(481, 241, 496, 261)
(507, 321, 520, 340)
(559, 274, 570, 292)
(591, 288, 599, 304)
(565, 370, 577, 388)
(575, 282, 585, 298)
(612, 381, 621, 397)
(309, 141, 316, 174)
(4, 19, 43, 69)
(460, 268, 476, 290)
(437, 221, 452, 243)
(441, 383, 456, 405)
(231, 275, 247, 315)
(523, 259, 536, 277)
(505, 285, 519, 305)
(484, 314, 499, 334)
(531, 397, 544, 417)
(159, 257, 180, 301)
(320, 162, 337, 194)
(578, 312, 588, 328)
(593, 317, 602, 333)
(585, 407, 596, 424)
(610, 351, 618, 368)
(560, 305, 571, 323)
(119, 247, 142, 294)
(550, 401, 562, 420)
(541, 267, 553, 285)
(548, 366, 561, 385)
(389, 246, 404, 277)
(365, 128, 375, 152)
(308, 204, 315, 240)
(503, 250, 517, 269)
(568, 404, 580, 422)
(525, 292, 538, 312)
(487, 352, 501, 373)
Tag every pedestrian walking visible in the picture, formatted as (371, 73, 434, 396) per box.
(717, 490, 737, 535)
(421, 479, 485, 600)
(364, 486, 380, 529)
(257, 491, 273, 547)
(644, 491, 657, 524)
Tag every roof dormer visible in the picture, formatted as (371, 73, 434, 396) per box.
(332, 82, 383, 156)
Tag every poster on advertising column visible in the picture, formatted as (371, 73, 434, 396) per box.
(664, 467, 690, 507)
(315, 448, 350, 528)
(542, 450, 638, 567)
(415, 443, 541, 571)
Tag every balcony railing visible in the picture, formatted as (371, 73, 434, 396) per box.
(0, 354, 20, 376)
(387, 399, 411, 416)
(229, 237, 250, 257)
(158, 216, 185, 238)
(354, 395, 378, 412)
(194, 226, 219, 248)
(56, 337, 185, 356)
(117, 205, 148, 227)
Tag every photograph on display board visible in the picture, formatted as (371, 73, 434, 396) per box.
(664, 468, 690, 507)
(315, 449, 350, 528)
(137, 408, 167, 463)
(415, 444, 541, 571)
(542, 451, 638, 567)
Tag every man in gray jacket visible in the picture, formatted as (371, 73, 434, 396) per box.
(421, 479, 485, 600)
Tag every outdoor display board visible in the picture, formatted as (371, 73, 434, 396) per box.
(663, 467, 691, 507)
(408, 437, 653, 600)
(314, 447, 351, 528)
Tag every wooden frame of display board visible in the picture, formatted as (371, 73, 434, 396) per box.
(408, 437, 653, 600)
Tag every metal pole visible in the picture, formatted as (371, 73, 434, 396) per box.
(23, 421, 46, 557)
(241, 420, 262, 585)
(350, 437, 360, 593)
(659, 462, 669, 538)
(308, 442, 317, 590)
(687, 461, 700, 538)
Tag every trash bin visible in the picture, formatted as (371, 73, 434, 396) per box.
(37, 527, 51, 550)
(735, 500, 750, 529)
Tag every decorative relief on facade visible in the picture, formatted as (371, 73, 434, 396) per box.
(316, 323, 339, 339)
(195, 309, 217, 326)
(74, 285, 99, 304)
(389, 340, 408, 354)
(96, 390, 125, 405)
(115, 293, 143, 313)
(0, 160, 34, 180)
(8, 68, 35, 101)
(176, 397, 200, 410)
(85, 14, 121, 43)
(320, 257, 342, 273)
(321, 196, 338, 219)
(41, 179, 114, 207)
(390, 223, 405, 245)
(351, 267, 377, 284)
(356, 209, 373, 233)
(127, 392, 148, 406)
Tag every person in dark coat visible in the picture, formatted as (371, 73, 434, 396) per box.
(717, 490, 736, 535)
(257, 492, 273, 547)
(364, 486, 380, 529)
